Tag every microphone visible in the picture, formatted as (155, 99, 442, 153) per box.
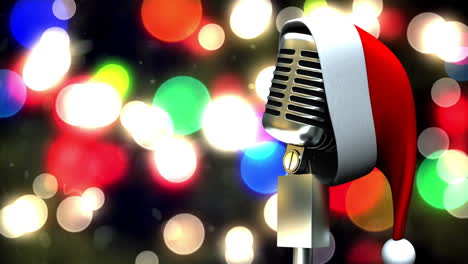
(263, 15, 417, 264)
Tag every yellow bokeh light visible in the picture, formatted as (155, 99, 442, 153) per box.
(56, 82, 122, 129)
(225, 247, 254, 264)
(0, 195, 48, 238)
(56, 196, 93, 232)
(225, 226, 254, 264)
(153, 137, 197, 183)
(32, 173, 58, 199)
(437, 150, 468, 185)
(81, 187, 105, 211)
(120, 101, 174, 150)
(255, 66, 275, 102)
(163, 213, 205, 255)
(198, 23, 225, 51)
(352, 0, 383, 18)
(225, 226, 254, 247)
(263, 193, 277, 231)
(23, 27, 71, 91)
(202, 96, 258, 151)
(230, 0, 272, 39)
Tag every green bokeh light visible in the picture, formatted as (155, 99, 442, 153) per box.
(93, 63, 131, 98)
(304, 0, 328, 15)
(153, 76, 210, 135)
(416, 153, 448, 209)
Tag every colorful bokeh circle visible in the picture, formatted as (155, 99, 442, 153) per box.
(0, 70, 27, 118)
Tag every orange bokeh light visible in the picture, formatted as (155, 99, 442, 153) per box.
(141, 0, 202, 42)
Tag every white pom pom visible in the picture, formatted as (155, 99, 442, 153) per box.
(382, 239, 416, 264)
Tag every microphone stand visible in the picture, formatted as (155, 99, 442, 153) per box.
(278, 145, 330, 264)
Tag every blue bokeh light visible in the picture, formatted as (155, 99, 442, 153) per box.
(0, 70, 27, 118)
(445, 62, 468, 81)
(240, 141, 286, 194)
(10, 0, 68, 48)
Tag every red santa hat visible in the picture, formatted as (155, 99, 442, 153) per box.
(281, 15, 417, 263)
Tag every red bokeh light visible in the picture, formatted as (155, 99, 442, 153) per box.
(436, 95, 467, 134)
(184, 18, 213, 55)
(141, 0, 202, 42)
(347, 238, 383, 264)
(379, 8, 406, 41)
(46, 136, 128, 195)
(211, 73, 245, 98)
(329, 181, 352, 216)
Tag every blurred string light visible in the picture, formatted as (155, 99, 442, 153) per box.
(416, 152, 449, 209)
(198, 24, 225, 51)
(230, 0, 272, 40)
(120, 101, 174, 150)
(0, 195, 48, 238)
(52, 0, 77, 20)
(313, 232, 336, 264)
(303, 0, 328, 16)
(81, 187, 105, 211)
(135, 251, 159, 264)
(263, 193, 277, 231)
(46, 137, 128, 193)
(55, 82, 122, 129)
(23, 27, 71, 91)
(437, 150, 468, 185)
(32, 173, 58, 199)
(152, 136, 197, 184)
(141, 0, 202, 42)
(202, 95, 258, 151)
(225, 226, 254, 264)
(431, 77, 461, 107)
(163, 214, 205, 255)
(346, 169, 393, 232)
(417, 127, 449, 159)
(0, 70, 27, 118)
(445, 62, 468, 81)
(255, 66, 275, 102)
(240, 141, 285, 194)
(407, 13, 468, 62)
(153, 76, 210, 135)
(92, 63, 131, 99)
(56, 196, 93, 232)
(276, 7, 304, 32)
(9, 0, 68, 48)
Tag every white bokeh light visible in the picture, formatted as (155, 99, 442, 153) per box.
(163, 213, 205, 255)
(135, 250, 159, 264)
(225, 226, 255, 264)
(56, 82, 122, 129)
(23, 27, 71, 91)
(81, 187, 105, 211)
(56, 196, 93, 232)
(431, 77, 461, 107)
(230, 0, 272, 39)
(352, 0, 383, 17)
(437, 150, 468, 185)
(202, 96, 258, 151)
(32, 173, 58, 199)
(263, 193, 277, 231)
(198, 24, 225, 51)
(255, 66, 275, 102)
(417, 127, 449, 159)
(52, 0, 77, 20)
(276, 7, 304, 32)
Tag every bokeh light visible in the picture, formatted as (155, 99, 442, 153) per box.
(435, 21, 468, 62)
(81, 187, 105, 211)
(202, 96, 258, 151)
(445, 62, 468, 81)
(225, 247, 254, 264)
(431, 77, 461, 107)
(435, 96, 467, 134)
(329, 182, 353, 215)
(303, 0, 328, 16)
(198, 24, 225, 51)
(313, 232, 336, 264)
(32, 173, 58, 199)
(135, 251, 159, 264)
(22, 27, 71, 91)
(120, 101, 174, 150)
(437, 150, 468, 184)
(416, 152, 448, 209)
(92, 63, 131, 99)
(225, 226, 254, 264)
(352, 0, 383, 18)
(407, 12, 446, 54)
(211, 73, 245, 97)
(163, 213, 205, 255)
(0, 70, 27, 118)
(417, 127, 449, 159)
(346, 169, 393, 232)
(152, 137, 197, 184)
(379, 8, 406, 40)
(447, 201, 468, 219)
(346, 237, 382, 263)
(244, 141, 278, 160)
(10, 0, 68, 48)
(56, 196, 93, 232)
(276, 7, 304, 32)
(153, 76, 210, 135)
(141, 0, 202, 42)
(0, 195, 48, 238)
(230, 0, 272, 39)
(56, 82, 122, 129)
(46, 137, 128, 193)
(52, 0, 76, 20)
(263, 193, 277, 231)
(240, 141, 285, 194)
(350, 13, 381, 38)
(255, 66, 275, 102)
(443, 181, 468, 210)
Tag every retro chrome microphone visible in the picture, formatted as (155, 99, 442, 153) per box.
(262, 14, 418, 264)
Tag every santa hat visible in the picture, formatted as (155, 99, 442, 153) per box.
(281, 15, 417, 263)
